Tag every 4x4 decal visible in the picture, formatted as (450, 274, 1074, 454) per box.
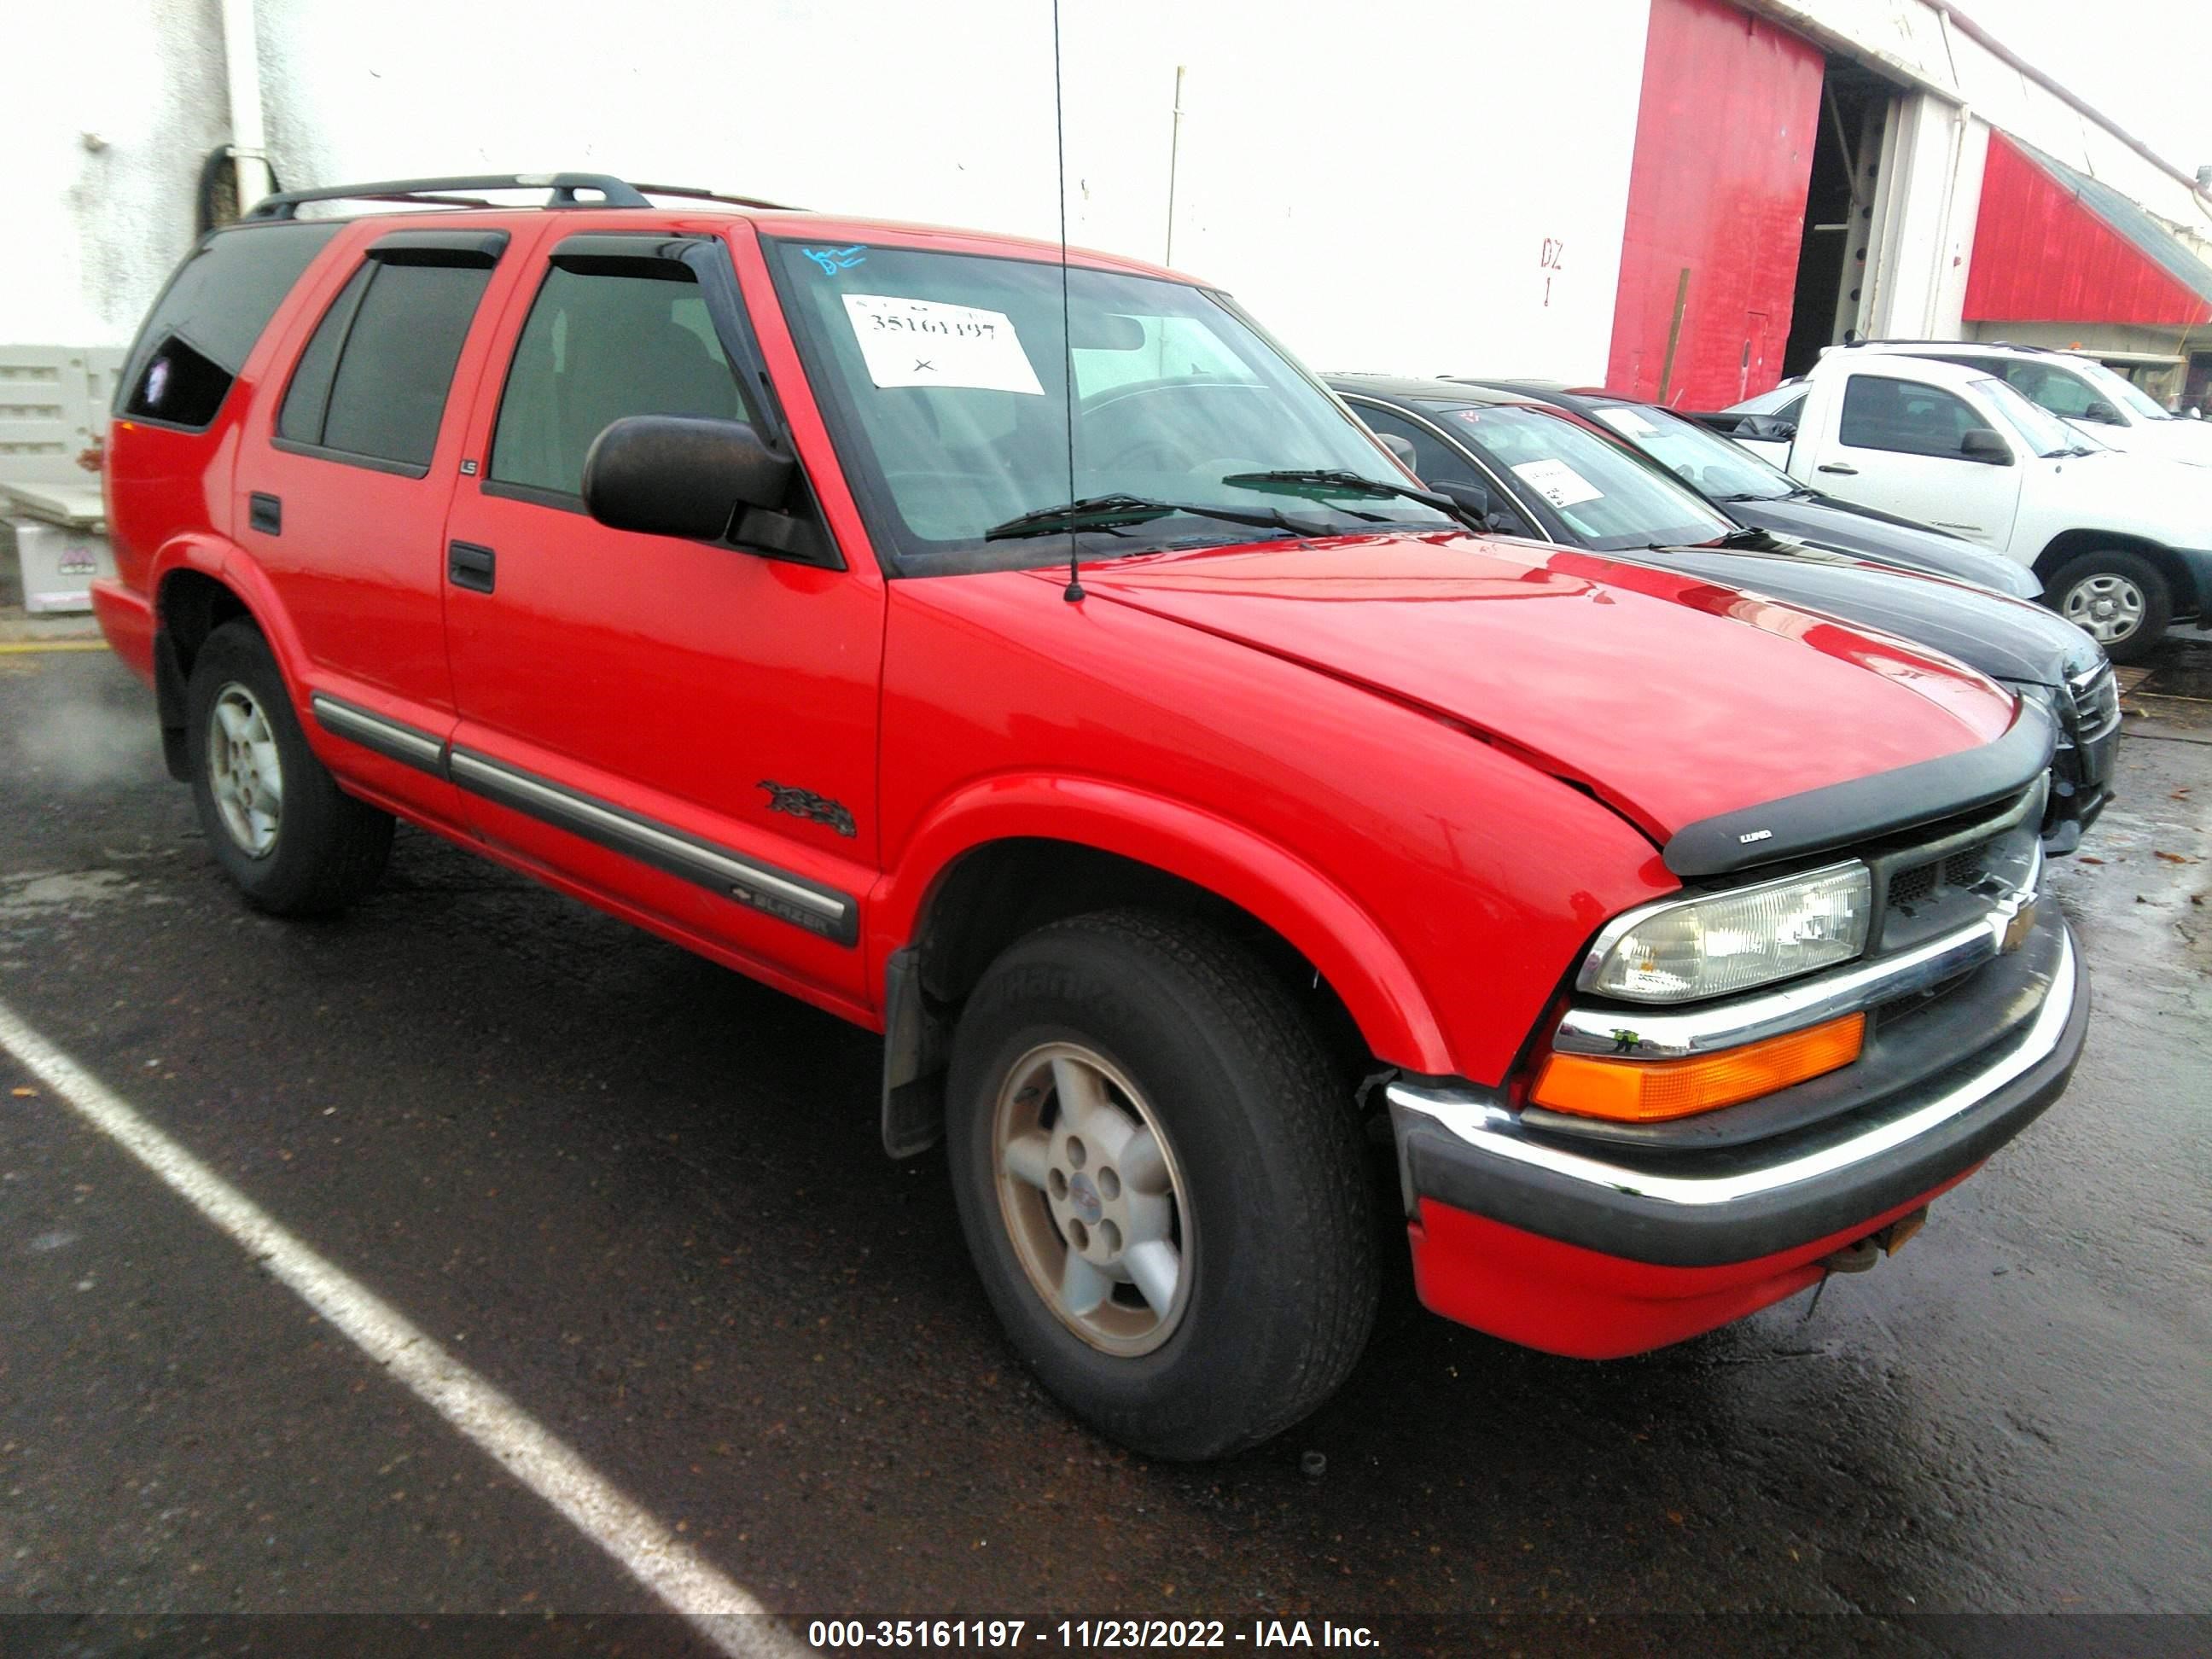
(760, 781, 858, 839)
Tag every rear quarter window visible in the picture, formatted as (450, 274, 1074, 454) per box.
(118, 222, 343, 431)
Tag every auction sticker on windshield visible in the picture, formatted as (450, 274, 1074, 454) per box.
(1511, 458, 1604, 508)
(1596, 407, 1659, 437)
(842, 294, 1044, 394)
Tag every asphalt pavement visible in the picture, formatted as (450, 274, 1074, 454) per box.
(1, 638, 2207, 1657)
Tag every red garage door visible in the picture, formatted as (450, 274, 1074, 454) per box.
(1606, 0, 1824, 407)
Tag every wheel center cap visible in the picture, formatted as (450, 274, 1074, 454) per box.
(2093, 599, 2116, 619)
(1066, 1173, 1103, 1224)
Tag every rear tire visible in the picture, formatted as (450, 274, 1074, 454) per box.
(946, 910, 1377, 1460)
(2046, 550, 2170, 664)
(186, 620, 393, 915)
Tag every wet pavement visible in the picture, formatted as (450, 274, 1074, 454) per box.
(0, 644, 2206, 1654)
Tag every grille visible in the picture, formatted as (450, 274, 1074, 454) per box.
(1889, 864, 1936, 907)
(1943, 847, 1987, 888)
(2069, 664, 2122, 742)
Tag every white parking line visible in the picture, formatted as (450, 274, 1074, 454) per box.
(0, 995, 803, 1658)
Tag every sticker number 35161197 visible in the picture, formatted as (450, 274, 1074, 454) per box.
(841, 294, 1045, 395)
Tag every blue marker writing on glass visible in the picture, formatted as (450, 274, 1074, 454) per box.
(802, 245, 869, 276)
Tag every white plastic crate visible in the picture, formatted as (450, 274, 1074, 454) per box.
(9, 516, 114, 614)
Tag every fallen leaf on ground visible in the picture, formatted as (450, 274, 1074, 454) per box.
(2153, 851, 2198, 864)
(2078, 856, 2106, 865)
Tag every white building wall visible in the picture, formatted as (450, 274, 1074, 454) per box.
(248, 0, 1650, 383)
(4, 0, 232, 346)
(1858, 90, 1987, 340)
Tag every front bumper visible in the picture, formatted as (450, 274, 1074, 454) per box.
(1387, 905, 2086, 1356)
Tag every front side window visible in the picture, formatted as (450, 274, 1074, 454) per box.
(1837, 375, 1988, 459)
(2001, 363, 2103, 420)
(765, 241, 1447, 573)
(490, 265, 752, 499)
(1348, 403, 1482, 491)
(278, 258, 494, 473)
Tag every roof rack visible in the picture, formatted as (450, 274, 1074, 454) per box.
(1837, 336, 2048, 354)
(247, 172, 796, 221)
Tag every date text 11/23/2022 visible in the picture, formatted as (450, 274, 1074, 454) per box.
(805, 1619, 1381, 1650)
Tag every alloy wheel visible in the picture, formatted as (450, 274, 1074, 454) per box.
(207, 683, 284, 858)
(991, 1042, 1191, 1357)
(2061, 573, 2146, 645)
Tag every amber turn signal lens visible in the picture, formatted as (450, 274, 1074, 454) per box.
(1532, 1013, 1866, 1123)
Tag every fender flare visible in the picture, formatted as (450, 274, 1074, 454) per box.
(149, 536, 316, 698)
(868, 771, 1454, 1075)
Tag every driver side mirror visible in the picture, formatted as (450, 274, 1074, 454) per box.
(584, 415, 794, 540)
(2083, 399, 2121, 425)
(1959, 428, 2014, 466)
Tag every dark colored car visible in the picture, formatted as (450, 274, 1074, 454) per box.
(1453, 379, 2043, 599)
(1330, 375, 2118, 852)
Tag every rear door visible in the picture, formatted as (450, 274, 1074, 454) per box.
(439, 226, 885, 1007)
(1804, 371, 2023, 546)
(236, 224, 520, 823)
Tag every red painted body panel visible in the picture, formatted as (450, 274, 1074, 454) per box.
(1606, 0, 1825, 408)
(1409, 1171, 1975, 1359)
(1965, 135, 2212, 328)
(1070, 537, 2014, 842)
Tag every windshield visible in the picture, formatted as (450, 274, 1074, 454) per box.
(2070, 357, 2171, 422)
(765, 242, 1448, 572)
(1447, 405, 1737, 550)
(1976, 377, 2087, 457)
(1591, 403, 1800, 501)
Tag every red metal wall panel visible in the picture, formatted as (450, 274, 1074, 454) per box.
(1605, 0, 1824, 407)
(1965, 136, 2212, 327)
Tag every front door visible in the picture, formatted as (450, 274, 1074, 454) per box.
(440, 229, 885, 1007)
(1814, 371, 2023, 546)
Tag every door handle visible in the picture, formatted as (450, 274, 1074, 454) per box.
(1816, 463, 1859, 475)
(248, 492, 282, 535)
(448, 541, 496, 593)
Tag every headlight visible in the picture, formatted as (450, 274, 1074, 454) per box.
(1580, 864, 1872, 1004)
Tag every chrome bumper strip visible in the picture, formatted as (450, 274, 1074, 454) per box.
(446, 749, 853, 939)
(1388, 925, 2075, 1209)
(1555, 848, 2041, 1061)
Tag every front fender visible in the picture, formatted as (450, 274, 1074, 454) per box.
(867, 771, 1454, 1074)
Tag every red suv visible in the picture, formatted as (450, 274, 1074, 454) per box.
(96, 173, 2087, 1459)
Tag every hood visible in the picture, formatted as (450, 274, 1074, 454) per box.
(1731, 496, 2041, 597)
(1633, 543, 2099, 687)
(2038, 445, 2212, 540)
(1061, 533, 2019, 847)
(2069, 415, 2212, 468)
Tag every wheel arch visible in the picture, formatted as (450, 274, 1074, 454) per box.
(873, 777, 1453, 1091)
(2033, 531, 2198, 616)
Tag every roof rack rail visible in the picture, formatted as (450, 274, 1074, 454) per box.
(628, 181, 799, 211)
(248, 172, 661, 220)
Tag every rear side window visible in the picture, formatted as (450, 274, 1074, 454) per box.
(489, 265, 750, 500)
(119, 222, 342, 430)
(277, 259, 495, 474)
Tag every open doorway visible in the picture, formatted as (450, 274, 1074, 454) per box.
(1782, 55, 1897, 378)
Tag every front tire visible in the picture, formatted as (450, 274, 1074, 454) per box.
(946, 911, 1377, 1460)
(2047, 550, 2170, 664)
(186, 620, 393, 915)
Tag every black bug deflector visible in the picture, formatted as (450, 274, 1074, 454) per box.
(1663, 704, 2058, 879)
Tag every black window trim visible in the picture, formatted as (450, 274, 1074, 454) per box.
(476, 230, 841, 569)
(267, 245, 504, 480)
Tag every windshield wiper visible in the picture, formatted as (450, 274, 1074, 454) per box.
(983, 492, 1333, 543)
(1716, 490, 1791, 504)
(1219, 469, 1485, 533)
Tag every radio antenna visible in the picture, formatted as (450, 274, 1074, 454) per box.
(1052, 0, 1083, 602)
